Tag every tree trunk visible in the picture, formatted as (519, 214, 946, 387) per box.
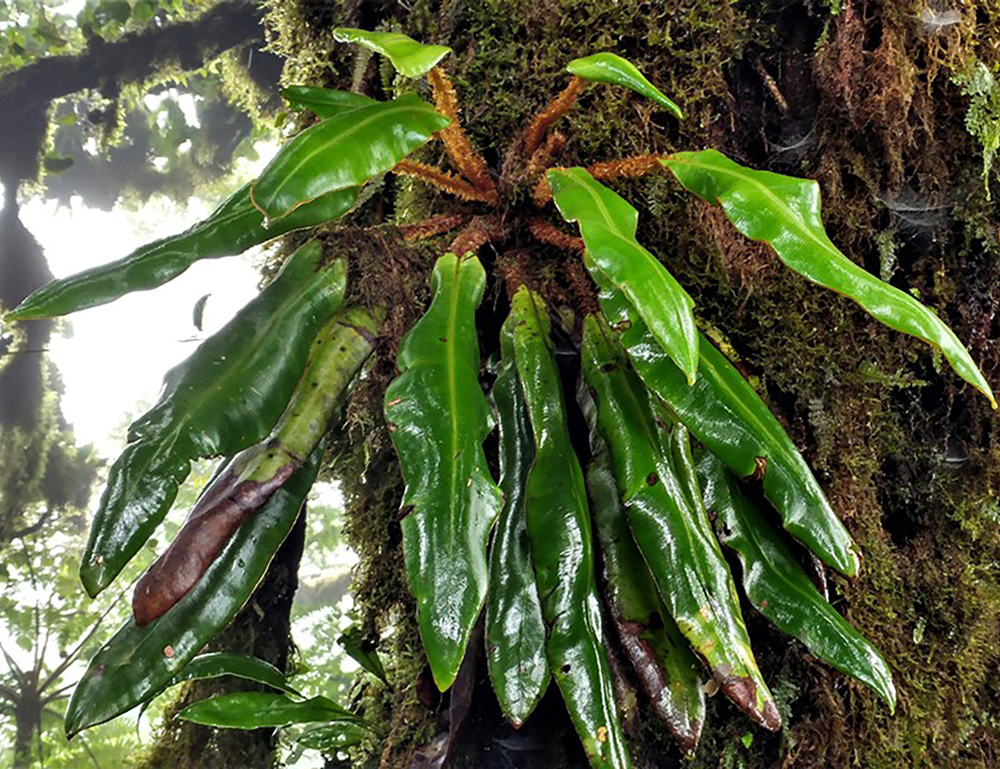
(12, 690, 41, 769)
(248, 0, 1000, 766)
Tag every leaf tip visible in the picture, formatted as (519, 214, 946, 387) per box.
(79, 565, 105, 600)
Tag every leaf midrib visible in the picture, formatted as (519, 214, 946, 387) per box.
(253, 101, 435, 214)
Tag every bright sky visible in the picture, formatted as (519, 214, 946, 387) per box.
(17, 152, 275, 456)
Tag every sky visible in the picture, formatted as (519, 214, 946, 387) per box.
(18, 150, 271, 455)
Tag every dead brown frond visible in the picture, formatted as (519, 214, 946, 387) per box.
(523, 75, 586, 157)
(428, 67, 497, 201)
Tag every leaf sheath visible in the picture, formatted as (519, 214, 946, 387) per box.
(65, 449, 322, 737)
(132, 307, 380, 625)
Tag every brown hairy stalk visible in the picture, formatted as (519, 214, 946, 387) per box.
(428, 67, 498, 202)
(450, 214, 506, 255)
(398, 213, 469, 242)
(523, 75, 586, 156)
(497, 250, 532, 300)
(529, 217, 584, 254)
(394, 160, 497, 204)
(526, 130, 567, 177)
(563, 257, 600, 317)
(533, 172, 555, 207)
(586, 153, 666, 181)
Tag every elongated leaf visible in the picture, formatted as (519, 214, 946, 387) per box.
(385, 253, 502, 692)
(590, 260, 860, 576)
(65, 450, 321, 737)
(7, 184, 359, 320)
(282, 86, 377, 118)
(486, 338, 549, 727)
(296, 722, 370, 751)
(136, 651, 301, 726)
(548, 167, 698, 384)
(177, 692, 361, 729)
(663, 149, 995, 408)
(250, 95, 449, 223)
(133, 307, 381, 625)
(581, 316, 779, 731)
(163, 653, 300, 695)
(81, 242, 347, 597)
(698, 452, 896, 711)
(566, 52, 683, 119)
(333, 28, 451, 78)
(507, 287, 631, 769)
(337, 626, 387, 684)
(586, 448, 704, 754)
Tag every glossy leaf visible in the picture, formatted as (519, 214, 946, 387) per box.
(663, 149, 995, 408)
(337, 626, 387, 683)
(7, 184, 359, 320)
(567, 52, 683, 119)
(332, 28, 451, 78)
(586, 449, 705, 754)
(250, 95, 449, 223)
(177, 692, 361, 729)
(581, 316, 779, 731)
(698, 452, 896, 711)
(81, 242, 347, 597)
(65, 450, 321, 737)
(385, 253, 502, 692)
(296, 722, 370, 751)
(549, 167, 699, 384)
(507, 287, 631, 768)
(486, 334, 549, 727)
(133, 307, 381, 625)
(589, 261, 860, 576)
(281, 86, 377, 118)
(162, 652, 300, 696)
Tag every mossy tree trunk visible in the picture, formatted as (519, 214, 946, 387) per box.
(251, 0, 1000, 766)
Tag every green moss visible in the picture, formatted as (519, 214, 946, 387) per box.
(954, 60, 1000, 195)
